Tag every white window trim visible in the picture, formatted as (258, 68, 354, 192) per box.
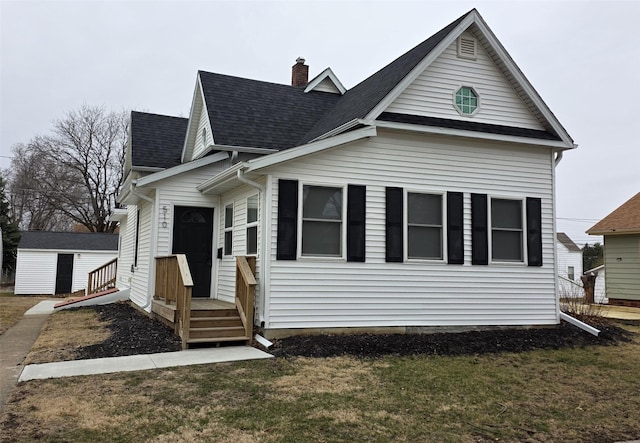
(452, 85, 481, 117)
(223, 202, 233, 257)
(246, 194, 259, 256)
(488, 196, 527, 265)
(404, 189, 447, 263)
(297, 182, 347, 261)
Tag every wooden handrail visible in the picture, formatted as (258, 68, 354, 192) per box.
(235, 256, 256, 342)
(87, 258, 118, 295)
(154, 255, 193, 349)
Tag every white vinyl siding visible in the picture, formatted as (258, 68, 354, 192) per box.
(154, 162, 226, 258)
(604, 234, 640, 301)
(129, 200, 153, 307)
(14, 250, 117, 295)
(264, 129, 556, 329)
(192, 106, 213, 160)
(556, 241, 583, 297)
(14, 250, 57, 295)
(217, 183, 264, 304)
(115, 206, 135, 289)
(313, 78, 342, 94)
(386, 31, 545, 130)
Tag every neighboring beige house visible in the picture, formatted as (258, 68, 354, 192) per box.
(587, 192, 640, 307)
(556, 232, 582, 297)
(114, 9, 577, 343)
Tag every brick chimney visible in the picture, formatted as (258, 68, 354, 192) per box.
(291, 57, 309, 87)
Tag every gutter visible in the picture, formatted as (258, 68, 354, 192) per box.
(130, 181, 156, 310)
(559, 312, 600, 336)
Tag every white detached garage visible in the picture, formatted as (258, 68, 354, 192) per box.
(15, 231, 118, 295)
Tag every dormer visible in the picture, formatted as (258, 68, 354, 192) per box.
(304, 67, 346, 95)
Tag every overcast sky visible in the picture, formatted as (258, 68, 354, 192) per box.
(1, 0, 639, 246)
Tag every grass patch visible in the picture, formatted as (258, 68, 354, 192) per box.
(24, 309, 111, 364)
(2, 326, 640, 442)
(0, 293, 48, 335)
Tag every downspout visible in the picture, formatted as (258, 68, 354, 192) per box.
(236, 169, 266, 325)
(552, 149, 563, 323)
(130, 181, 156, 310)
(552, 148, 599, 336)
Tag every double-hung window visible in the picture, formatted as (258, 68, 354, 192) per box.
(301, 185, 343, 257)
(224, 203, 233, 256)
(407, 192, 443, 260)
(246, 195, 258, 255)
(490, 198, 523, 262)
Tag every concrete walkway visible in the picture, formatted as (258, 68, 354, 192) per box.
(1, 300, 272, 410)
(0, 301, 55, 409)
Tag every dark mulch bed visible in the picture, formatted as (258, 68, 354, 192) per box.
(76, 302, 181, 359)
(270, 321, 635, 358)
(71, 302, 636, 360)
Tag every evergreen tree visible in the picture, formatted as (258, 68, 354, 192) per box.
(0, 174, 21, 270)
(582, 242, 604, 272)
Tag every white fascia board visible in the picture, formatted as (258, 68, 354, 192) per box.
(364, 13, 476, 124)
(246, 126, 378, 172)
(110, 208, 128, 222)
(132, 166, 164, 173)
(471, 13, 575, 148)
(136, 151, 229, 187)
(374, 120, 570, 149)
(307, 118, 361, 143)
(181, 74, 215, 163)
(304, 67, 347, 94)
(197, 162, 246, 193)
(198, 144, 277, 157)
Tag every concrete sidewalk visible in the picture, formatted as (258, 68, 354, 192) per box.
(20, 346, 273, 382)
(1, 300, 272, 410)
(0, 300, 58, 409)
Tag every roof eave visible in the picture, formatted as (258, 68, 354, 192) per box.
(373, 120, 570, 149)
(587, 228, 640, 236)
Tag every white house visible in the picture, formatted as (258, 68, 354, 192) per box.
(556, 232, 583, 297)
(15, 231, 118, 295)
(584, 264, 607, 304)
(114, 9, 576, 343)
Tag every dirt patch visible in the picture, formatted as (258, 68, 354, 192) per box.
(270, 320, 634, 358)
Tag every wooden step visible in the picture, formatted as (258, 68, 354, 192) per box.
(187, 336, 250, 344)
(190, 316, 243, 328)
(190, 308, 238, 318)
(189, 326, 246, 339)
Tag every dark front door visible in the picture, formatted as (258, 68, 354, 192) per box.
(172, 206, 214, 298)
(55, 253, 74, 294)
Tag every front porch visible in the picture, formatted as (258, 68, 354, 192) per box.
(152, 255, 257, 349)
(152, 298, 249, 345)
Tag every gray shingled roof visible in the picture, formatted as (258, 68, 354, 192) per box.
(18, 231, 118, 251)
(301, 12, 471, 143)
(199, 72, 341, 149)
(131, 111, 188, 169)
(132, 9, 561, 167)
(557, 232, 581, 252)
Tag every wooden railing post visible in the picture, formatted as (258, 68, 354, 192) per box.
(235, 256, 257, 342)
(86, 258, 118, 295)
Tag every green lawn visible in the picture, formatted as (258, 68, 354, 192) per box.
(2, 327, 640, 442)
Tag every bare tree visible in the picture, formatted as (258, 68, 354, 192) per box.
(7, 142, 70, 231)
(8, 105, 128, 232)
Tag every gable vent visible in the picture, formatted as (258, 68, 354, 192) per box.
(457, 36, 477, 60)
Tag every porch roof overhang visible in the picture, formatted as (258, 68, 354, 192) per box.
(196, 126, 378, 194)
(109, 208, 128, 222)
(136, 151, 229, 187)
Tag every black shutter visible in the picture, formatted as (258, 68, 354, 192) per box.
(276, 179, 298, 260)
(471, 193, 488, 265)
(447, 192, 464, 264)
(386, 187, 403, 262)
(347, 185, 366, 262)
(526, 197, 543, 266)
